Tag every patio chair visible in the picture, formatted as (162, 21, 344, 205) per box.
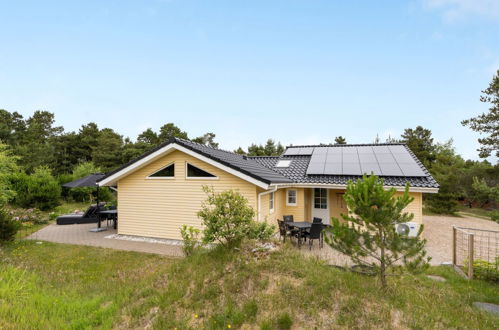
(313, 217, 322, 223)
(303, 223, 324, 250)
(277, 220, 289, 241)
(282, 215, 299, 239)
(56, 203, 105, 225)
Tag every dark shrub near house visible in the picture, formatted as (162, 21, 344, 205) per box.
(10, 167, 61, 211)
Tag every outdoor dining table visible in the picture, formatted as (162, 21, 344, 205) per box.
(286, 222, 311, 247)
(286, 221, 330, 247)
(98, 209, 118, 229)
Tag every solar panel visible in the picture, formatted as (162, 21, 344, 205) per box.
(360, 162, 382, 175)
(379, 163, 403, 176)
(284, 147, 314, 156)
(305, 144, 427, 177)
(342, 162, 361, 175)
(283, 148, 300, 156)
(399, 163, 426, 176)
(298, 147, 315, 155)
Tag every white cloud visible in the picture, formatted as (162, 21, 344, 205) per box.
(423, 0, 499, 21)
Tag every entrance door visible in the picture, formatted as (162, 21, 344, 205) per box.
(312, 188, 329, 224)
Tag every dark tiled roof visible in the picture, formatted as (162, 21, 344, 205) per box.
(99, 138, 291, 185)
(249, 144, 439, 188)
(100, 139, 438, 189)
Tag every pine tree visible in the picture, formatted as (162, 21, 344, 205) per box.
(334, 136, 347, 144)
(462, 69, 499, 158)
(325, 175, 430, 288)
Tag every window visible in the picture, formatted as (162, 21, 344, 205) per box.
(269, 192, 274, 213)
(148, 163, 174, 178)
(314, 188, 327, 209)
(275, 160, 292, 168)
(186, 163, 217, 179)
(287, 189, 297, 206)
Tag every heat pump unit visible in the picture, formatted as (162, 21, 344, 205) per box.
(395, 222, 420, 237)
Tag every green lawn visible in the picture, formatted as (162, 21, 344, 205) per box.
(1, 240, 498, 329)
(457, 205, 497, 221)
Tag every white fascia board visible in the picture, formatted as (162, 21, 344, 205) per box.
(98, 143, 270, 190)
(270, 183, 438, 193)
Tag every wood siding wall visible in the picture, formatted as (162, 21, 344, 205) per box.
(117, 150, 258, 240)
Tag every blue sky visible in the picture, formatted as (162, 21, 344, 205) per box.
(0, 0, 498, 160)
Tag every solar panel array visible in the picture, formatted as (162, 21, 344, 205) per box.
(283, 147, 315, 156)
(305, 145, 427, 177)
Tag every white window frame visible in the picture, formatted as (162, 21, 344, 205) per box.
(146, 162, 175, 180)
(269, 192, 275, 214)
(286, 189, 297, 206)
(185, 162, 219, 180)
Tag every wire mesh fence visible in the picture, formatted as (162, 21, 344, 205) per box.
(453, 226, 499, 281)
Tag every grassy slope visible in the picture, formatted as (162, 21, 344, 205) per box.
(1, 241, 498, 329)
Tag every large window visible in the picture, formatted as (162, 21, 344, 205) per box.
(269, 192, 274, 213)
(287, 189, 297, 206)
(148, 163, 174, 178)
(314, 188, 328, 209)
(186, 163, 217, 179)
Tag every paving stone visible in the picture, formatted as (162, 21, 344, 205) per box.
(426, 275, 446, 282)
(473, 302, 499, 316)
(27, 223, 184, 257)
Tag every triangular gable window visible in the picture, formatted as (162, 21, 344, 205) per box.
(187, 163, 216, 178)
(149, 164, 174, 178)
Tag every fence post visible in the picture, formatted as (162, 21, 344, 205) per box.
(468, 233, 474, 279)
(452, 227, 457, 265)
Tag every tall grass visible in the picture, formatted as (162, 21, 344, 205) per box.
(0, 240, 498, 329)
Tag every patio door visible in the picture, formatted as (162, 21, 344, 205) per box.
(312, 188, 329, 224)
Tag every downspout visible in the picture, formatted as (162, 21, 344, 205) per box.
(257, 185, 278, 221)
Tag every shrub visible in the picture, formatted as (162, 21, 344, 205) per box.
(276, 313, 293, 330)
(11, 166, 61, 210)
(425, 192, 458, 215)
(248, 221, 274, 241)
(491, 211, 499, 223)
(325, 175, 430, 288)
(180, 225, 202, 256)
(197, 186, 273, 248)
(464, 258, 499, 283)
(0, 207, 20, 243)
(7, 207, 48, 225)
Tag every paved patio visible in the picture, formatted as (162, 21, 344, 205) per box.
(27, 223, 184, 257)
(27, 215, 499, 265)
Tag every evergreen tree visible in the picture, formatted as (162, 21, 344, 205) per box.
(400, 126, 436, 167)
(158, 123, 188, 142)
(462, 69, 499, 158)
(192, 132, 219, 148)
(325, 175, 430, 288)
(92, 128, 124, 171)
(234, 147, 246, 155)
(334, 136, 347, 144)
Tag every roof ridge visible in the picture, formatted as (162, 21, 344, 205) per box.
(173, 137, 243, 157)
(286, 142, 407, 148)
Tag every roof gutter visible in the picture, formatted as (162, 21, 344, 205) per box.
(270, 183, 438, 194)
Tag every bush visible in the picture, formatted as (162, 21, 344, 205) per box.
(464, 258, 499, 283)
(7, 207, 48, 225)
(0, 207, 20, 243)
(248, 221, 274, 241)
(197, 186, 274, 248)
(180, 225, 202, 256)
(276, 313, 293, 330)
(425, 192, 458, 215)
(10, 166, 61, 211)
(491, 211, 499, 223)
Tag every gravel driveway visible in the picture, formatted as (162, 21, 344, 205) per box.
(422, 214, 499, 265)
(306, 215, 499, 266)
